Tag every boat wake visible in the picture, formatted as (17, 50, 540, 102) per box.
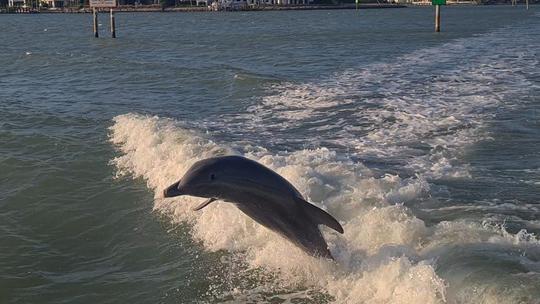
(109, 112, 540, 304)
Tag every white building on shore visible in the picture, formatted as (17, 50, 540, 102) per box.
(8, 0, 27, 6)
(8, 0, 64, 7)
(44, 0, 65, 7)
(408, 0, 477, 4)
(209, 0, 311, 9)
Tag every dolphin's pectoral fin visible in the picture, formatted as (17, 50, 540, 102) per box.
(295, 197, 344, 234)
(193, 198, 217, 211)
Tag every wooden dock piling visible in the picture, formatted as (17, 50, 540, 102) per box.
(93, 8, 99, 38)
(435, 5, 440, 32)
(90, 0, 117, 38)
(110, 8, 116, 38)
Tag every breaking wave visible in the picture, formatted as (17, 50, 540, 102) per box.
(109, 113, 540, 304)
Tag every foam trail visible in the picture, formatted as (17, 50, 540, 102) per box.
(212, 25, 538, 180)
(110, 114, 540, 303)
(110, 113, 446, 303)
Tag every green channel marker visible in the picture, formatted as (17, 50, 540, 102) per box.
(432, 0, 445, 32)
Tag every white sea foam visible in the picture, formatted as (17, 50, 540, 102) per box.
(223, 28, 537, 180)
(110, 113, 540, 304)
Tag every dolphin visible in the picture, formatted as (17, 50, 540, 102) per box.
(163, 155, 344, 259)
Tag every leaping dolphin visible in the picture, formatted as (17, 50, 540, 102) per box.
(163, 155, 344, 259)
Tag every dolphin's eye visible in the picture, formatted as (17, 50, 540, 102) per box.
(209, 173, 216, 181)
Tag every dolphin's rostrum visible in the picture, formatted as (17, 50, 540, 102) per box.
(163, 155, 344, 259)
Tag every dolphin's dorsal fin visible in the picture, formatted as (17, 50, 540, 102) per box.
(193, 198, 217, 211)
(295, 197, 344, 234)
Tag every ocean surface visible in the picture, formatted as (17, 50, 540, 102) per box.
(1, 6, 539, 303)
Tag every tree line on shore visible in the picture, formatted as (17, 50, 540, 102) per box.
(0, 0, 537, 8)
(0, 0, 382, 7)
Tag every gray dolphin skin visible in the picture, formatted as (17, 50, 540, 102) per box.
(163, 155, 344, 259)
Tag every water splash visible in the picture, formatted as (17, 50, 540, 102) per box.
(109, 113, 540, 303)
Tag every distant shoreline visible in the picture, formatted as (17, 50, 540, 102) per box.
(2, 3, 407, 13)
(3, 2, 535, 13)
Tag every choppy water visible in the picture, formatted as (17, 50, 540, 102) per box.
(1, 6, 540, 304)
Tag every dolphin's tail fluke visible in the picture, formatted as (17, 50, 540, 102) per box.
(295, 197, 344, 234)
